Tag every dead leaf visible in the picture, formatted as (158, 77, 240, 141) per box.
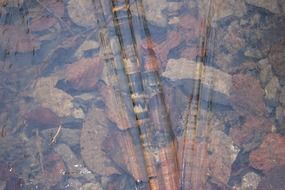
(65, 56, 103, 91)
(0, 25, 39, 53)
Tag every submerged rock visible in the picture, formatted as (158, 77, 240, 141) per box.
(32, 76, 85, 119)
(264, 76, 280, 102)
(230, 116, 272, 152)
(269, 39, 285, 83)
(230, 74, 266, 116)
(25, 107, 60, 129)
(257, 166, 285, 190)
(64, 56, 103, 91)
(162, 58, 232, 105)
(279, 88, 285, 105)
(67, 0, 97, 27)
(131, 0, 168, 27)
(245, 0, 285, 14)
(250, 133, 285, 172)
(240, 172, 261, 190)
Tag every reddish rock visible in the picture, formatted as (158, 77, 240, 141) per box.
(250, 133, 285, 172)
(42, 152, 65, 187)
(230, 74, 266, 116)
(25, 107, 60, 128)
(269, 38, 285, 81)
(257, 166, 285, 190)
(177, 128, 239, 189)
(65, 56, 103, 91)
(230, 116, 271, 151)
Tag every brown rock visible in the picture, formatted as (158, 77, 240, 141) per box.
(245, 0, 284, 14)
(230, 74, 266, 116)
(229, 116, 272, 151)
(25, 107, 60, 128)
(249, 133, 285, 172)
(269, 39, 285, 81)
(42, 152, 65, 187)
(65, 56, 103, 91)
(257, 166, 285, 190)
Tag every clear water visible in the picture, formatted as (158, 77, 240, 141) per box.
(0, 0, 285, 189)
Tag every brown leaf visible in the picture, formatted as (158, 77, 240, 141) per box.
(65, 56, 103, 91)
(0, 25, 39, 53)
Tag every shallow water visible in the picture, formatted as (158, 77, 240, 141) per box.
(0, 0, 285, 189)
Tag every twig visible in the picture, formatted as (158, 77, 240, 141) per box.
(50, 125, 62, 145)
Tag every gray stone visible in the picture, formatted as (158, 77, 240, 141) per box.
(241, 172, 261, 190)
(66, 179, 82, 190)
(259, 59, 273, 86)
(245, 0, 284, 14)
(54, 144, 94, 180)
(208, 130, 240, 185)
(264, 77, 280, 101)
(82, 183, 103, 190)
(163, 58, 232, 95)
(0, 181, 5, 190)
(130, 0, 168, 27)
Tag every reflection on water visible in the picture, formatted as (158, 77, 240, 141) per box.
(0, 0, 285, 189)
